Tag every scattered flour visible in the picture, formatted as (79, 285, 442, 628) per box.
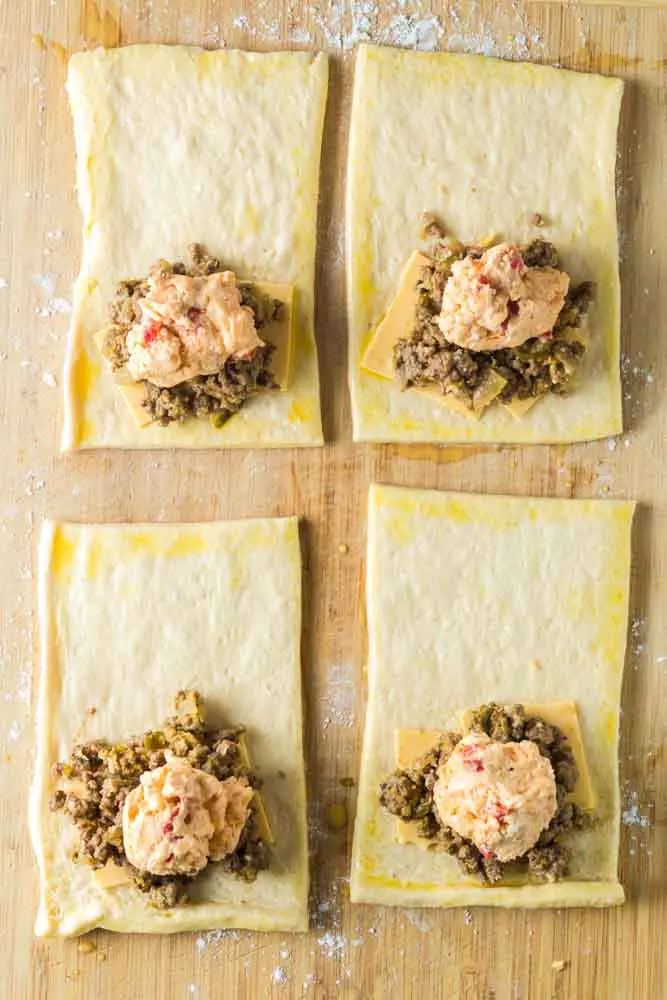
(322, 662, 356, 729)
(316, 931, 348, 957)
(35, 296, 71, 318)
(622, 790, 651, 829)
(630, 617, 647, 658)
(195, 928, 243, 956)
(271, 966, 288, 985)
(380, 13, 444, 51)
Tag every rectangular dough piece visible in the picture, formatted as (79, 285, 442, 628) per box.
(347, 45, 623, 444)
(63, 46, 328, 449)
(351, 485, 635, 909)
(31, 519, 308, 935)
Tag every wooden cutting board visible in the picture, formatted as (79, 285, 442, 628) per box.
(0, 1, 665, 997)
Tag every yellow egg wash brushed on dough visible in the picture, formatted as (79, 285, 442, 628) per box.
(50, 528, 77, 580)
(84, 537, 104, 580)
(348, 47, 623, 444)
(362, 871, 444, 892)
(71, 347, 100, 409)
(598, 709, 618, 749)
(288, 398, 315, 424)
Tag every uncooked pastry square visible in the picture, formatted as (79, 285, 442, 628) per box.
(63, 46, 328, 449)
(31, 518, 307, 935)
(351, 484, 634, 908)
(347, 45, 623, 443)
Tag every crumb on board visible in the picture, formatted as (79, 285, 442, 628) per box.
(325, 802, 348, 832)
(338, 543, 349, 554)
(78, 940, 97, 955)
(552, 960, 567, 972)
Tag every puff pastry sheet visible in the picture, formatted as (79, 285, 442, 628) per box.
(63, 46, 328, 449)
(31, 519, 308, 935)
(351, 485, 634, 908)
(347, 45, 623, 443)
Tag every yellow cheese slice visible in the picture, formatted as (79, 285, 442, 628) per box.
(361, 251, 506, 420)
(394, 701, 595, 849)
(94, 861, 132, 888)
(238, 734, 274, 846)
(94, 281, 295, 430)
(502, 395, 540, 420)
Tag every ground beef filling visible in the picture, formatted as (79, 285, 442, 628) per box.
(49, 690, 269, 909)
(102, 243, 281, 427)
(379, 702, 589, 885)
(393, 235, 593, 409)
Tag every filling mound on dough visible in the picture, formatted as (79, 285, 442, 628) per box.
(393, 218, 594, 411)
(102, 243, 282, 427)
(379, 702, 590, 884)
(50, 690, 269, 908)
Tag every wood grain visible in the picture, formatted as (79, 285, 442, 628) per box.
(0, 1, 665, 998)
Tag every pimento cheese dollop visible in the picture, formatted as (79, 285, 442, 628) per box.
(437, 242, 569, 352)
(126, 271, 264, 388)
(122, 753, 253, 876)
(433, 733, 557, 862)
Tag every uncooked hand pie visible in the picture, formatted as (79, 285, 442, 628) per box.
(63, 46, 328, 449)
(347, 45, 623, 443)
(31, 519, 308, 935)
(351, 485, 634, 908)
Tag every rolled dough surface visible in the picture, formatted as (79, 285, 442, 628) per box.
(347, 45, 623, 444)
(31, 518, 308, 935)
(63, 45, 328, 449)
(351, 484, 634, 908)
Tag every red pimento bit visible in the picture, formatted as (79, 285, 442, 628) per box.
(509, 251, 524, 271)
(143, 320, 163, 345)
(187, 307, 202, 323)
(494, 803, 509, 820)
(163, 806, 179, 834)
(478, 274, 490, 286)
(466, 759, 485, 773)
(461, 742, 485, 772)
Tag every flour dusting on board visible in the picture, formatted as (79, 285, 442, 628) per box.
(322, 662, 356, 729)
(622, 789, 651, 829)
(223, 0, 545, 58)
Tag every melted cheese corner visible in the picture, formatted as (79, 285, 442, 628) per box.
(95, 281, 295, 430)
(360, 251, 506, 421)
(394, 701, 595, 848)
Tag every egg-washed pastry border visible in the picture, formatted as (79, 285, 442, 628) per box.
(63, 46, 328, 450)
(31, 518, 309, 935)
(351, 484, 635, 909)
(347, 45, 623, 444)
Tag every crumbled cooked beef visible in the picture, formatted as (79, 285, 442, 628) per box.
(102, 324, 131, 370)
(527, 843, 569, 881)
(393, 237, 592, 410)
(522, 238, 561, 269)
(101, 244, 281, 426)
(379, 733, 461, 823)
(50, 690, 269, 908)
(378, 702, 590, 885)
(141, 344, 276, 427)
(467, 702, 526, 742)
(379, 771, 425, 820)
